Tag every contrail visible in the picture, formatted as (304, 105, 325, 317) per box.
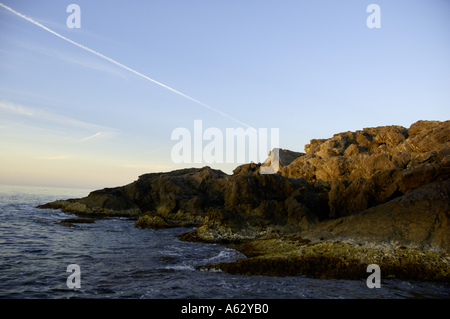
(79, 132, 103, 142)
(0, 3, 258, 132)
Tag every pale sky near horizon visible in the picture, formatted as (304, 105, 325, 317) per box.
(1, 0, 449, 190)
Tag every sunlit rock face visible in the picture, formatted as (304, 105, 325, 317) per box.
(39, 120, 450, 254)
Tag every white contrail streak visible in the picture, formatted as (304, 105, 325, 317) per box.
(79, 132, 103, 142)
(0, 3, 258, 132)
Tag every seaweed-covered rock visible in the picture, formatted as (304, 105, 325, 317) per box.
(199, 237, 450, 282)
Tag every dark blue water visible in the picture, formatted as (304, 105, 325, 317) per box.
(0, 184, 449, 299)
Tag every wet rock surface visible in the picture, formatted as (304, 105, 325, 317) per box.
(199, 236, 450, 282)
(37, 120, 450, 281)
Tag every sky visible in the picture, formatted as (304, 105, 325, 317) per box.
(0, 0, 449, 190)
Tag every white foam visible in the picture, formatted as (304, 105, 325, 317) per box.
(205, 249, 246, 263)
(164, 264, 195, 271)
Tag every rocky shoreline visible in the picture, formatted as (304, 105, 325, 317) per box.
(198, 237, 450, 282)
(37, 120, 450, 282)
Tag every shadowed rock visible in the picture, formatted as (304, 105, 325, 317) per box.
(37, 120, 450, 260)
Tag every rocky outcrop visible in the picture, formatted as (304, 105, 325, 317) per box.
(38, 167, 228, 220)
(37, 120, 450, 280)
(134, 212, 199, 229)
(282, 120, 450, 219)
(178, 172, 328, 243)
(40, 164, 327, 241)
(37, 199, 141, 217)
(232, 149, 304, 175)
(300, 179, 450, 251)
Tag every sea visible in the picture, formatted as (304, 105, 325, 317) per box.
(0, 184, 449, 300)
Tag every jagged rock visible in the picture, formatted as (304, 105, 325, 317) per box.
(300, 179, 450, 253)
(232, 162, 261, 175)
(233, 148, 304, 175)
(39, 166, 228, 219)
(179, 172, 326, 243)
(37, 120, 450, 256)
(260, 149, 304, 172)
(37, 199, 141, 217)
(281, 120, 450, 220)
(134, 212, 198, 229)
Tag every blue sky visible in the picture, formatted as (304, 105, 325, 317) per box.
(0, 0, 449, 189)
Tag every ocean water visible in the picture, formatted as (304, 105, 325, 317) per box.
(0, 184, 449, 299)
